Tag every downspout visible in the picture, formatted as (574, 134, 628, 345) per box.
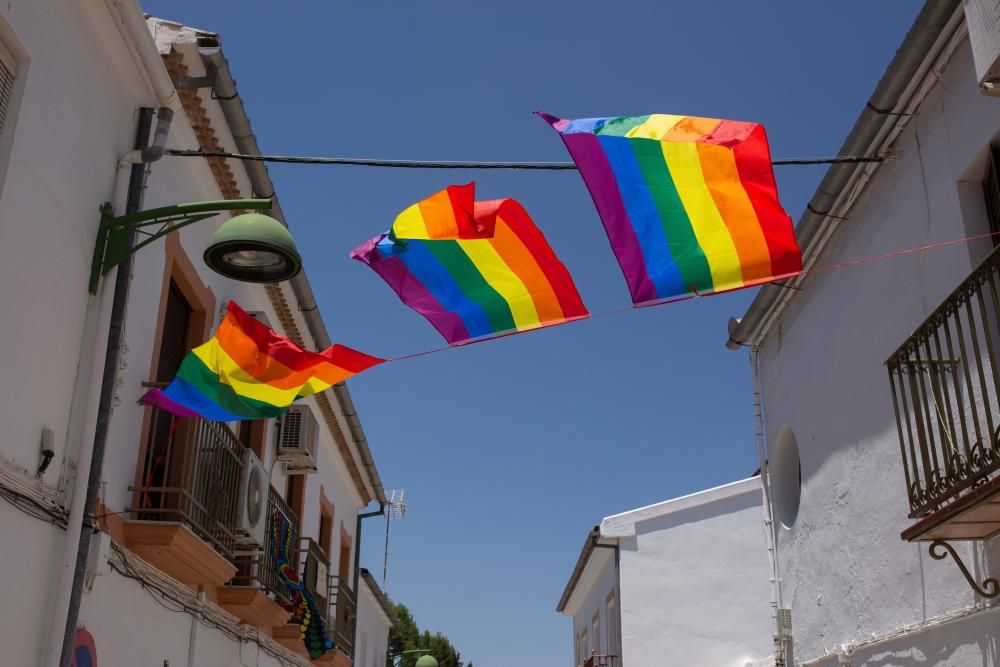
(52, 105, 174, 667)
(591, 535, 622, 666)
(750, 347, 785, 666)
(353, 505, 386, 652)
(199, 46, 386, 506)
(726, 0, 962, 351)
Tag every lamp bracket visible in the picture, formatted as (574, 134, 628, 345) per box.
(929, 539, 1000, 598)
(88, 198, 271, 293)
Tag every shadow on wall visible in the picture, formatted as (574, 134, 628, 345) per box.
(630, 487, 761, 537)
(845, 604, 1000, 667)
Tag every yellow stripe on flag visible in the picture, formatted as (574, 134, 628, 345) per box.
(459, 238, 541, 330)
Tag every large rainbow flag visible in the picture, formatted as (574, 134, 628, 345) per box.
(140, 301, 384, 421)
(352, 184, 588, 345)
(539, 112, 802, 305)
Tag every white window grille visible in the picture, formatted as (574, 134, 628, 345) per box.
(0, 39, 15, 136)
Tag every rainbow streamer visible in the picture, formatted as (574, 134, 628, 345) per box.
(352, 184, 588, 344)
(140, 301, 385, 421)
(271, 506, 334, 659)
(540, 112, 802, 304)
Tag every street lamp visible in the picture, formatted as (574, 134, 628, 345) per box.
(88, 198, 301, 293)
(61, 195, 302, 667)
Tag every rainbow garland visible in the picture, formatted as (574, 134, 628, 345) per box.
(540, 112, 802, 305)
(271, 505, 334, 660)
(140, 302, 385, 421)
(351, 183, 588, 344)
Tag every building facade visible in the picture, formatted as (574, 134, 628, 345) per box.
(559, 477, 773, 667)
(727, 1, 1000, 665)
(0, 2, 390, 666)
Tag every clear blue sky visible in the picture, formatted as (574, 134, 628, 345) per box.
(143, 2, 921, 664)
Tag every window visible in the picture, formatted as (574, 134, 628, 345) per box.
(0, 37, 15, 136)
(580, 628, 588, 663)
(319, 489, 334, 558)
(984, 144, 1000, 247)
(574, 632, 580, 666)
(285, 474, 306, 527)
(338, 525, 353, 582)
(592, 611, 600, 654)
(606, 590, 618, 656)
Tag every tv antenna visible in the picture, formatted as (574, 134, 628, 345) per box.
(383, 489, 407, 592)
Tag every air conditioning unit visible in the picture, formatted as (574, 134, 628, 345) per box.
(235, 448, 269, 547)
(220, 305, 272, 330)
(965, 0, 1000, 96)
(276, 405, 318, 474)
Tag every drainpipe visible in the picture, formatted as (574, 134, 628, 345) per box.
(199, 46, 386, 507)
(725, 0, 962, 351)
(52, 106, 173, 667)
(353, 505, 386, 652)
(591, 535, 622, 666)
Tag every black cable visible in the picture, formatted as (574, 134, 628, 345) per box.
(167, 148, 884, 170)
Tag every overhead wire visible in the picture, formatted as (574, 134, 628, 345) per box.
(166, 148, 884, 169)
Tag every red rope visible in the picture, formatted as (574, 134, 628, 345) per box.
(378, 231, 999, 366)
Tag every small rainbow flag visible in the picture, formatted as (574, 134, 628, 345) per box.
(540, 112, 802, 305)
(352, 183, 588, 345)
(140, 301, 384, 421)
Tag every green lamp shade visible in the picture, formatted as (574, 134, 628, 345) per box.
(203, 212, 302, 283)
(415, 657, 439, 667)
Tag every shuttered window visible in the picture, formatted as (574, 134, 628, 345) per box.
(0, 39, 15, 136)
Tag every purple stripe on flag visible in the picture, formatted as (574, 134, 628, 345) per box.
(559, 132, 657, 304)
(352, 237, 472, 344)
(139, 388, 205, 419)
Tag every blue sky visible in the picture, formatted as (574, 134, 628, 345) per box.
(143, 2, 922, 664)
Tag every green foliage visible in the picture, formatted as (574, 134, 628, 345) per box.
(388, 602, 465, 667)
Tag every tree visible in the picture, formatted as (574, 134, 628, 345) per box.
(388, 602, 466, 667)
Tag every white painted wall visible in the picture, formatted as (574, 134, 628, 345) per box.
(357, 577, 394, 667)
(754, 25, 1000, 666)
(615, 479, 771, 667)
(0, 2, 379, 664)
(563, 479, 772, 667)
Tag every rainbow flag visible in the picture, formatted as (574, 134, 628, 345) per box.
(140, 301, 384, 421)
(352, 184, 588, 345)
(539, 112, 802, 305)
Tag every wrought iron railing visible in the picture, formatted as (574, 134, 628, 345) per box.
(583, 654, 621, 667)
(129, 406, 244, 558)
(230, 485, 299, 607)
(298, 537, 330, 618)
(887, 246, 1000, 516)
(329, 574, 356, 657)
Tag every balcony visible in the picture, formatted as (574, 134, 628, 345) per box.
(887, 246, 1000, 542)
(222, 486, 300, 627)
(583, 655, 621, 667)
(273, 537, 333, 658)
(330, 574, 357, 658)
(124, 406, 242, 585)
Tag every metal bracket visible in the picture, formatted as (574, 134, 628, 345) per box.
(88, 199, 271, 294)
(929, 539, 1000, 598)
(171, 64, 218, 91)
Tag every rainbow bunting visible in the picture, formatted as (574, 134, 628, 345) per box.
(140, 301, 385, 421)
(351, 183, 588, 344)
(539, 112, 802, 305)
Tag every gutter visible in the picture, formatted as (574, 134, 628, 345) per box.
(197, 44, 386, 505)
(726, 0, 963, 351)
(556, 527, 599, 613)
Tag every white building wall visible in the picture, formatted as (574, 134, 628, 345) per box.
(356, 580, 393, 667)
(568, 548, 617, 664)
(0, 2, 377, 664)
(614, 479, 772, 667)
(755, 28, 1000, 666)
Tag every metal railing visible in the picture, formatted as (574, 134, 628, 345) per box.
(887, 246, 1000, 516)
(129, 406, 244, 558)
(298, 537, 331, 617)
(329, 574, 356, 657)
(231, 485, 299, 607)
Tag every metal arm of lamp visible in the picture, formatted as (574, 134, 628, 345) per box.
(88, 198, 273, 293)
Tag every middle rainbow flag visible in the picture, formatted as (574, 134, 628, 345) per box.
(540, 112, 802, 305)
(352, 183, 588, 344)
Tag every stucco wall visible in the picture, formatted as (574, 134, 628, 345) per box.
(0, 1, 374, 664)
(757, 33, 1000, 665)
(617, 482, 772, 667)
(569, 547, 617, 665)
(356, 580, 392, 667)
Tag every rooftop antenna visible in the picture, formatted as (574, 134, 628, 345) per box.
(383, 489, 407, 593)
